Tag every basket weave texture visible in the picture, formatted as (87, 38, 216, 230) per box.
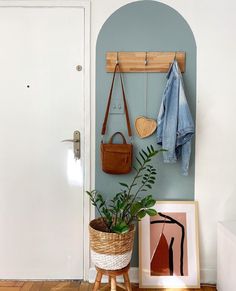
(89, 218, 135, 255)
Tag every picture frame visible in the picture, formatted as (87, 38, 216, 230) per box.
(139, 201, 200, 289)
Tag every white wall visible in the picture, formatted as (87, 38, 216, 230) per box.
(91, 0, 236, 283)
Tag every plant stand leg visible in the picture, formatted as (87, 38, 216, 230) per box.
(93, 271, 103, 291)
(110, 276, 116, 291)
(123, 272, 132, 291)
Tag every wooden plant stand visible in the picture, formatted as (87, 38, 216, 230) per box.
(93, 264, 132, 291)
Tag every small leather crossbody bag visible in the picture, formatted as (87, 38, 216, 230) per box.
(101, 63, 133, 174)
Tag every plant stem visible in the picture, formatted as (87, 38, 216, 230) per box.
(93, 201, 109, 231)
(114, 209, 118, 228)
(126, 168, 153, 225)
(121, 169, 142, 220)
(131, 170, 152, 204)
(126, 168, 141, 198)
(121, 160, 148, 220)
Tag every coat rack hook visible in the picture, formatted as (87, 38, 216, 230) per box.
(116, 52, 119, 64)
(174, 52, 177, 61)
(144, 52, 148, 66)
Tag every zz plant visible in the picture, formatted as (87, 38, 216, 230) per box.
(87, 145, 163, 234)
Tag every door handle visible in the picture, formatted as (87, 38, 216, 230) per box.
(62, 130, 80, 160)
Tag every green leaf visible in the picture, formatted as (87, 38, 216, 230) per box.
(120, 226, 130, 233)
(118, 221, 127, 228)
(136, 157, 142, 166)
(150, 145, 154, 152)
(146, 209, 157, 216)
(131, 202, 142, 216)
(119, 182, 129, 188)
(142, 150, 148, 158)
(114, 225, 130, 234)
(137, 210, 146, 219)
(100, 201, 105, 207)
(159, 148, 167, 153)
(139, 152, 145, 161)
(145, 199, 156, 208)
(112, 222, 130, 234)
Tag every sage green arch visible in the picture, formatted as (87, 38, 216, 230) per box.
(95, 0, 196, 267)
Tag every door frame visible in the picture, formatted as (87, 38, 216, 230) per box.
(0, 0, 91, 280)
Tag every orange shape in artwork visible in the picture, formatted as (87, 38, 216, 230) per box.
(151, 233, 170, 276)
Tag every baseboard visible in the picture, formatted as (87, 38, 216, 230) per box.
(200, 268, 217, 284)
(89, 267, 216, 284)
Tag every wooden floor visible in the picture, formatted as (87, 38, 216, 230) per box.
(0, 281, 216, 291)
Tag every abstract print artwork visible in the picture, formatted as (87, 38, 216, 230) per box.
(150, 212, 188, 277)
(139, 201, 200, 289)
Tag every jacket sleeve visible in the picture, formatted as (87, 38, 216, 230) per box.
(156, 95, 165, 145)
(161, 74, 179, 163)
(177, 76, 194, 175)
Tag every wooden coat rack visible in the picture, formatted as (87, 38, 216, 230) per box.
(106, 51, 186, 73)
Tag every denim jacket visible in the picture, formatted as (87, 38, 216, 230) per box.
(156, 60, 194, 176)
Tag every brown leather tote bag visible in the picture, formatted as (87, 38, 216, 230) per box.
(101, 63, 133, 174)
(101, 132, 132, 174)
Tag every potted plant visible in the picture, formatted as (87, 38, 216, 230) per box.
(87, 145, 162, 270)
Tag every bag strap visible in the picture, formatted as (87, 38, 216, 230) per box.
(101, 63, 132, 137)
(109, 132, 127, 144)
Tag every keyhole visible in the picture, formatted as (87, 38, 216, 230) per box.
(76, 65, 82, 71)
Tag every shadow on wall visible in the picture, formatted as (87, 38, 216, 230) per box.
(95, 0, 196, 267)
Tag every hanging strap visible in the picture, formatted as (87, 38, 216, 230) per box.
(101, 63, 132, 137)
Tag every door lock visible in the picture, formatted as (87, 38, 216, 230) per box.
(62, 130, 80, 160)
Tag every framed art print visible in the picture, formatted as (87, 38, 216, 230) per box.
(139, 201, 200, 289)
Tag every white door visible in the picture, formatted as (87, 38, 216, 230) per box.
(0, 6, 85, 279)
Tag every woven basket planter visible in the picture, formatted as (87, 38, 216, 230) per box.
(89, 218, 135, 270)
